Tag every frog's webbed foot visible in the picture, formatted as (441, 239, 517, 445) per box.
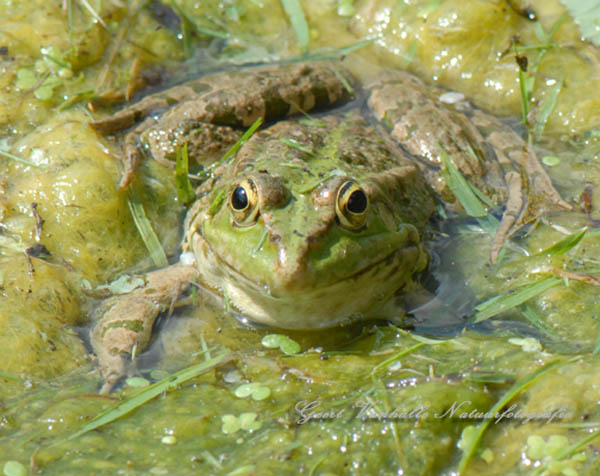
(473, 111, 571, 262)
(91, 263, 196, 393)
(366, 71, 570, 263)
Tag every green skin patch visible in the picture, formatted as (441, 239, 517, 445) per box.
(188, 113, 432, 328)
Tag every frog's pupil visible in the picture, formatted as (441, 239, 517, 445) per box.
(232, 186, 248, 210)
(347, 190, 367, 214)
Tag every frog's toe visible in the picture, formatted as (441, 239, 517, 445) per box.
(98, 357, 128, 394)
(491, 158, 572, 263)
(117, 149, 139, 190)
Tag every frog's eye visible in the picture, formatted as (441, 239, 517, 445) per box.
(335, 181, 368, 230)
(230, 178, 259, 226)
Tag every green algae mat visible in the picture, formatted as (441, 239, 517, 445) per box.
(2, 1, 600, 475)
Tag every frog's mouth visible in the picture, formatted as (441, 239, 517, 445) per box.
(190, 232, 427, 329)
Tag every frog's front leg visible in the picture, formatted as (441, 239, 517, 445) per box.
(90, 61, 353, 189)
(91, 262, 196, 393)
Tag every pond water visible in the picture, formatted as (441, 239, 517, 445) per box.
(1, 1, 600, 475)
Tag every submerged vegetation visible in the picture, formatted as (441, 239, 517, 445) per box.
(2, 1, 600, 475)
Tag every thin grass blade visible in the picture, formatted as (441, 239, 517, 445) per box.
(197, 117, 262, 180)
(458, 355, 580, 475)
(539, 228, 586, 256)
(439, 146, 488, 217)
(171, 1, 230, 41)
(0, 148, 46, 169)
(280, 0, 310, 53)
(68, 349, 232, 440)
(175, 143, 195, 205)
(533, 79, 563, 139)
(370, 343, 425, 376)
(127, 186, 168, 268)
(78, 0, 107, 28)
(473, 277, 562, 323)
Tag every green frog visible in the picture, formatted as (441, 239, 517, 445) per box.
(89, 61, 568, 392)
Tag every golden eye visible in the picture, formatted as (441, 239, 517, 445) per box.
(230, 178, 259, 226)
(335, 181, 368, 230)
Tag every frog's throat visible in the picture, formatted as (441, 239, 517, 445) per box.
(189, 233, 428, 329)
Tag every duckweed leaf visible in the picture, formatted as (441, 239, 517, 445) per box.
(472, 277, 562, 323)
(480, 448, 494, 463)
(234, 383, 271, 401)
(15, 68, 37, 89)
(532, 429, 599, 476)
(2, 461, 27, 476)
(33, 76, 61, 101)
(221, 413, 261, 434)
(161, 435, 177, 445)
(457, 425, 478, 452)
(221, 414, 240, 434)
(546, 434, 570, 457)
(542, 155, 561, 166)
(508, 337, 542, 353)
(239, 412, 261, 431)
(95, 275, 145, 295)
(529, 433, 591, 476)
(261, 334, 301, 355)
(125, 377, 150, 388)
(527, 434, 547, 460)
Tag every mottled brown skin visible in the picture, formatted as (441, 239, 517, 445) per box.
(90, 62, 353, 189)
(91, 263, 196, 393)
(366, 71, 570, 260)
(89, 61, 568, 391)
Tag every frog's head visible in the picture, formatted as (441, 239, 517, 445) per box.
(186, 166, 431, 329)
